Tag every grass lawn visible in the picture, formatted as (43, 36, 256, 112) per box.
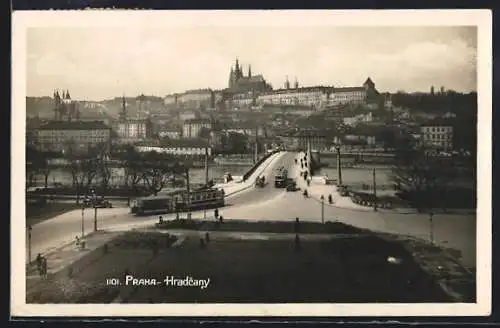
(26, 202, 80, 225)
(26, 230, 453, 303)
(155, 219, 368, 235)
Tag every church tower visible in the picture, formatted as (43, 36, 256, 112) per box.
(228, 67, 235, 89)
(53, 90, 61, 120)
(284, 76, 290, 89)
(119, 94, 127, 121)
(248, 65, 252, 77)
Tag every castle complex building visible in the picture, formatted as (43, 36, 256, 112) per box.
(228, 58, 272, 94)
(164, 58, 381, 112)
(52, 89, 80, 122)
(34, 121, 111, 154)
(113, 95, 152, 143)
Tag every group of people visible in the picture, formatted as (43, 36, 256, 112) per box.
(35, 253, 48, 277)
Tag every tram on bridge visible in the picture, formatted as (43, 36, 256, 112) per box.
(274, 167, 288, 188)
(130, 187, 225, 216)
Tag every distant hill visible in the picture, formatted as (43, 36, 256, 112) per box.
(101, 95, 165, 118)
(26, 95, 164, 120)
(26, 97, 54, 118)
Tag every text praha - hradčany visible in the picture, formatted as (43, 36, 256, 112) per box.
(114, 275, 211, 289)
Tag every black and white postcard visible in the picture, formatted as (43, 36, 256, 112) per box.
(11, 9, 492, 317)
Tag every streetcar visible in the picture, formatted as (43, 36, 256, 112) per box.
(130, 187, 225, 216)
(274, 172, 287, 188)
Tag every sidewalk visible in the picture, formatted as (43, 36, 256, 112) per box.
(26, 230, 121, 290)
(292, 152, 475, 215)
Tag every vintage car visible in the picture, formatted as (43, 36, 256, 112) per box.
(83, 196, 113, 208)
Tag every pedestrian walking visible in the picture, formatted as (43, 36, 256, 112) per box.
(328, 194, 333, 204)
(294, 217, 300, 233)
(214, 208, 219, 220)
(303, 189, 308, 198)
(35, 253, 43, 276)
(41, 257, 48, 277)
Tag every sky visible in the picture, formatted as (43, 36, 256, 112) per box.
(26, 25, 477, 101)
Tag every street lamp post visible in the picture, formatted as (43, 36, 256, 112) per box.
(320, 195, 325, 224)
(429, 212, 434, 244)
(81, 205, 85, 238)
(373, 168, 377, 212)
(335, 145, 342, 186)
(93, 192, 97, 232)
(204, 139, 209, 221)
(185, 167, 192, 220)
(27, 225, 32, 264)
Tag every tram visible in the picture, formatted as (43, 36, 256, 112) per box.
(130, 187, 225, 216)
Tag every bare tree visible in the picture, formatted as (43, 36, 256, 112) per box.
(391, 138, 443, 210)
(39, 156, 52, 189)
(122, 146, 145, 195)
(90, 142, 112, 192)
(141, 151, 171, 196)
(26, 145, 39, 189)
(65, 142, 100, 204)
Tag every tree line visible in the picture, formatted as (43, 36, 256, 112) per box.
(390, 136, 476, 211)
(26, 143, 188, 203)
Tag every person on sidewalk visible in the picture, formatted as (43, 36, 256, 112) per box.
(41, 257, 48, 277)
(214, 208, 219, 220)
(328, 194, 333, 204)
(303, 189, 309, 198)
(35, 253, 43, 276)
(294, 217, 300, 233)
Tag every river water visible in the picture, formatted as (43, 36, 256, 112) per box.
(32, 166, 253, 188)
(32, 165, 394, 190)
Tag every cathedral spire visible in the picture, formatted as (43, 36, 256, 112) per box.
(248, 64, 252, 77)
(120, 94, 127, 120)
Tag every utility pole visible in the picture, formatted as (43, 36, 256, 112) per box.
(320, 195, 325, 224)
(205, 139, 209, 185)
(27, 225, 32, 264)
(204, 139, 209, 220)
(185, 166, 192, 220)
(373, 168, 377, 212)
(429, 212, 434, 244)
(254, 125, 259, 164)
(81, 206, 85, 238)
(93, 191, 97, 231)
(336, 145, 342, 186)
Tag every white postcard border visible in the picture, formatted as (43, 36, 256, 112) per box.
(11, 9, 492, 317)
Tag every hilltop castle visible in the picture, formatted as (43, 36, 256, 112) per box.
(227, 58, 272, 94)
(53, 89, 80, 122)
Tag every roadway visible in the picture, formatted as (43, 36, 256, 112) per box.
(25, 151, 295, 260)
(25, 150, 476, 268)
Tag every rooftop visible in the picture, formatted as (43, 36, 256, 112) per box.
(420, 118, 456, 127)
(37, 120, 111, 130)
(334, 86, 366, 93)
(136, 138, 210, 148)
(184, 118, 213, 124)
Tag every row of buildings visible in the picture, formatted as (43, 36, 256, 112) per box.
(28, 114, 456, 158)
(163, 58, 381, 111)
